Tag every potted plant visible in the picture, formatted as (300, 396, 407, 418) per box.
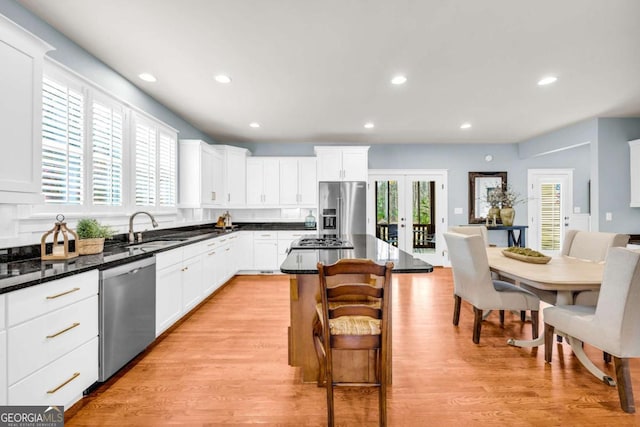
(498, 184, 524, 226)
(75, 218, 114, 255)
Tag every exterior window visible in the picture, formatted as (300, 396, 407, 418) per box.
(91, 100, 123, 206)
(41, 76, 84, 204)
(158, 130, 177, 207)
(134, 119, 157, 207)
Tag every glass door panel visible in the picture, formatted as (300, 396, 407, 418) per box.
(374, 179, 399, 246)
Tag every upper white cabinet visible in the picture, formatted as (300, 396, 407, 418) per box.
(314, 146, 369, 181)
(0, 16, 53, 204)
(178, 140, 223, 208)
(213, 145, 249, 206)
(246, 158, 280, 205)
(279, 157, 317, 206)
(630, 139, 640, 207)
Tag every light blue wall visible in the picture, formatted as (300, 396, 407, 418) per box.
(596, 118, 640, 233)
(0, 0, 214, 142)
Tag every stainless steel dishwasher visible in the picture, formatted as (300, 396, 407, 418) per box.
(99, 256, 156, 382)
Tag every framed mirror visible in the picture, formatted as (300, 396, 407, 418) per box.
(468, 171, 507, 224)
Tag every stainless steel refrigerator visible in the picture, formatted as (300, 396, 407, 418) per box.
(318, 181, 367, 236)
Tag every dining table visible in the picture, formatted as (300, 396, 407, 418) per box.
(486, 247, 610, 383)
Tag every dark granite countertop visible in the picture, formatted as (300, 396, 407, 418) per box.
(0, 222, 313, 294)
(280, 234, 434, 274)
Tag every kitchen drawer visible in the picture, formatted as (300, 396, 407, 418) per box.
(7, 270, 98, 327)
(254, 231, 277, 240)
(277, 230, 313, 241)
(183, 240, 206, 259)
(8, 295, 98, 385)
(9, 336, 98, 408)
(155, 246, 183, 270)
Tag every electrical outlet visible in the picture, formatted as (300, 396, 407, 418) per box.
(573, 206, 581, 214)
(606, 212, 612, 221)
(454, 207, 463, 214)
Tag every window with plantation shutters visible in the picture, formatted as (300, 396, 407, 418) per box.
(92, 99, 123, 206)
(41, 76, 84, 204)
(540, 183, 561, 251)
(39, 62, 178, 214)
(134, 118, 157, 206)
(158, 130, 176, 206)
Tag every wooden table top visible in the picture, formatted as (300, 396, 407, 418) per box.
(486, 247, 604, 292)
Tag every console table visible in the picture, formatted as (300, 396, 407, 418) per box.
(486, 225, 528, 247)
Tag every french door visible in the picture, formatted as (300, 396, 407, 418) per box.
(527, 169, 573, 255)
(368, 170, 447, 266)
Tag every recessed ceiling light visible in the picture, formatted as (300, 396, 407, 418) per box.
(391, 75, 407, 85)
(460, 122, 472, 129)
(364, 122, 375, 129)
(138, 73, 157, 82)
(537, 76, 557, 86)
(214, 74, 232, 84)
(249, 122, 260, 128)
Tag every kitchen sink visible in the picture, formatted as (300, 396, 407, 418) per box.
(126, 238, 189, 251)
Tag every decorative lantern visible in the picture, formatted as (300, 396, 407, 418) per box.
(41, 214, 79, 260)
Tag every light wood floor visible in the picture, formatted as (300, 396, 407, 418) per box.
(66, 269, 640, 426)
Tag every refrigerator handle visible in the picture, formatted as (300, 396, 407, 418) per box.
(337, 197, 342, 237)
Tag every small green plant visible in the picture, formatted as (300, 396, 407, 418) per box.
(76, 218, 114, 239)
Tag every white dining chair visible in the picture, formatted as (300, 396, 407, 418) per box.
(444, 232, 540, 344)
(543, 247, 640, 413)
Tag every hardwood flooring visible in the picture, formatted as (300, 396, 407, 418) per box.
(66, 269, 640, 426)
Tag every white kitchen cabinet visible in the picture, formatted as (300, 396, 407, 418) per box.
(0, 16, 53, 204)
(315, 146, 369, 181)
(178, 140, 224, 208)
(279, 157, 317, 206)
(246, 157, 280, 205)
(253, 231, 279, 271)
(213, 145, 249, 206)
(155, 245, 204, 336)
(6, 270, 98, 408)
(201, 238, 223, 296)
(236, 231, 254, 271)
(630, 139, 640, 207)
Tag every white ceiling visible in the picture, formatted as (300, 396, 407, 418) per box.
(18, 0, 640, 144)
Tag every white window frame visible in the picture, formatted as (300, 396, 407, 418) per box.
(34, 60, 178, 217)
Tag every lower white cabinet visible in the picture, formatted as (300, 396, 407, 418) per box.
(9, 337, 98, 407)
(253, 231, 279, 271)
(5, 270, 99, 408)
(155, 245, 204, 336)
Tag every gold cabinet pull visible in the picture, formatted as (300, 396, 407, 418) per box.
(46, 322, 80, 339)
(208, 251, 216, 256)
(47, 372, 80, 394)
(46, 287, 80, 299)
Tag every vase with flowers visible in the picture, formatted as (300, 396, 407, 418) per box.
(498, 184, 523, 226)
(485, 188, 503, 225)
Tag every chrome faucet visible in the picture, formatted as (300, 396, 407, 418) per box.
(128, 211, 159, 243)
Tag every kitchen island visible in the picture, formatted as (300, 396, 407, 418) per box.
(281, 234, 433, 383)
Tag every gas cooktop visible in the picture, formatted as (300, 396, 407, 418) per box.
(290, 237, 354, 249)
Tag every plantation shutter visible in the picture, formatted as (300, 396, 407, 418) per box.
(41, 76, 84, 204)
(92, 100, 123, 206)
(135, 118, 157, 206)
(540, 183, 561, 250)
(158, 130, 176, 207)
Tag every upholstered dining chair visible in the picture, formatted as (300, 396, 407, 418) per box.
(313, 259, 393, 427)
(443, 232, 540, 344)
(543, 248, 640, 413)
(449, 225, 489, 246)
(562, 229, 630, 306)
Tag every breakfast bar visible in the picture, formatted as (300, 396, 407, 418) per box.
(280, 234, 433, 383)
